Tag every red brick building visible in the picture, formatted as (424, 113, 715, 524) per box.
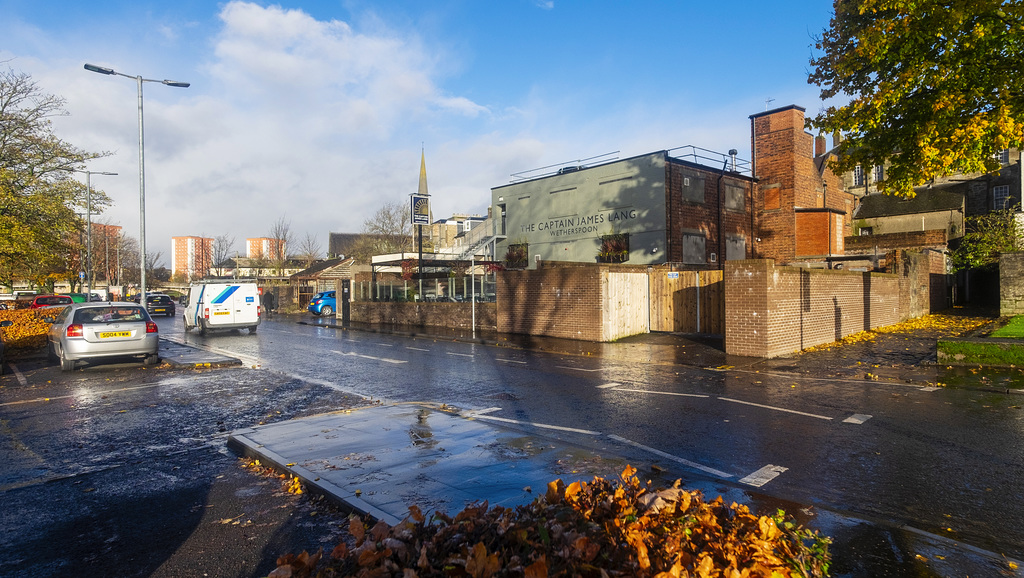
(172, 236, 214, 281)
(749, 105, 857, 264)
(247, 237, 286, 260)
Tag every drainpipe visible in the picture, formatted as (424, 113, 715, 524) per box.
(717, 156, 730, 270)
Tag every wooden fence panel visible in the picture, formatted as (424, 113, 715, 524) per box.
(649, 269, 724, 335)
(603, 271, 650, 341)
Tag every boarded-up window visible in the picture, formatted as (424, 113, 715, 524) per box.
(764, 186, 780, 210)
(725, 235, 746, 260)
(724, 184, 745, 211)
(682, 233, 705, 264)
(681, 174, 705, 203)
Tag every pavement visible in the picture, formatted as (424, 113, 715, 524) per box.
(219, 312, 1024, 576)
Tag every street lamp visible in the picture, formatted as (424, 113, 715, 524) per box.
(84, 63, 189, 302)
(68, 170, 117, 299)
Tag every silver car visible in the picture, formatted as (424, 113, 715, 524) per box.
(46, 302, 159, 371)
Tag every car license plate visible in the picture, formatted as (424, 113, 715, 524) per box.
(214, 311, 230, 316)
(99, 331, 131, 338)
(154, 308, 166, 313)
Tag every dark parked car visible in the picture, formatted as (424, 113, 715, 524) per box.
(145, 294, 176, 317)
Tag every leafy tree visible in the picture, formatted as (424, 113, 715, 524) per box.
(808, 0, 1024, 195)
(950, 206, 1024, 271)
(0, 68, 111, 288)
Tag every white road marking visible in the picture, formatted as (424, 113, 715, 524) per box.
(606, 434, 732, 478)
(555, 366, 603, 372)
(739, 464, 788, 487)
(406, 347, 430, 352)
(377, 343, 394, 347)
(471, 414, 601, 435)
(596, 383, 621, 389)
(919, 386, 940, 392)
(8, 363, 27, 386)
(496, 358, 527, 364)
(843, 413, 873, 424)
(718, 397, 832, 420)
(446, 352, 474, 358)
(331, 350, 407, 364)
(613, 387, 709, 398)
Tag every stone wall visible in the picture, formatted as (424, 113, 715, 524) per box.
(1000, 252, 1024, 316)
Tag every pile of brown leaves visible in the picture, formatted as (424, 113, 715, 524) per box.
(270, 466, 831, 577)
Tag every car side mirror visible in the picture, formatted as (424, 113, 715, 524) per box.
(42, 317, 54, 324)
(0, 320, 12, 328)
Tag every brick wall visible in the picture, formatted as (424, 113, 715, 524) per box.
(1000, 252, 1024, 316)
(496, 265, 606, 341)
(351, 302, 497, 330)
(725, 259, 907, 357)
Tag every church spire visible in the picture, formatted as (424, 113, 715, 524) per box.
(418, 147, 429, 197)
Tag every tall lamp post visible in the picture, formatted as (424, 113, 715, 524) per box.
(84, 63, 189, 302)
(69, 170, 117, 299)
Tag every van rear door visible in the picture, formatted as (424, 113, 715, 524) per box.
(207, 284, 240, 326)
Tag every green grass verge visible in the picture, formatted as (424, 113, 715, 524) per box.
(990, 315, 1024, 338)
(937, 339, 1024, 366)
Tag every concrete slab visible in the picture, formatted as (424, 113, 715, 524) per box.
(159, 337, 242, 368)
(227, 403, 627, 525)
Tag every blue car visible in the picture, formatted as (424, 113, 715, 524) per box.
(307, 291, 336, 316)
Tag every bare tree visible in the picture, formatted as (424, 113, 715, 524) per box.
(213, 234, 235, 276)
(357, 201, 413, 260)
(268, 216, 293, 275)
(296, 232, 323, 268)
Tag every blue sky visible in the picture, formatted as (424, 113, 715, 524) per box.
(1, 0, 837, 261)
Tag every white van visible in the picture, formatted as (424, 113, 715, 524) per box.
(183, 281, 261, 335)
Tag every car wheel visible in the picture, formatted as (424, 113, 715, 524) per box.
(182, 315, 190, 331)
(249, 326, 257, 334)
(47, 341, 58, 362)
(321, 305, 334, 316)
(199, 320, 208, 336)
(58, 346, 75, 372)
(144, 354, 159, 366)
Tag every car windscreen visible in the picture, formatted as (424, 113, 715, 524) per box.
(73, 307, 147, 324)
(148, 296, 172, 304)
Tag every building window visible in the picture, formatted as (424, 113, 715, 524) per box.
(993, 185, 1011, 210)
(853, 165, 865, 187)
(860, 227, 873, 236)
(725, 235, 746, 260)
(723, 184, 745, 211)
(682, 233, 705, 264)
(597, 233, 629, 263)
(996, 149, 1010, 165)
(872, 165, 884, 183)
(681, 173, 705, 204)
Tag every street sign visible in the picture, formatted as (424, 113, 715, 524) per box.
(411, 194, 430, 225)
(79, 271, 85, 280)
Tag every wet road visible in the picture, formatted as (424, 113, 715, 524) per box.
(165, 313, 1024, 563)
